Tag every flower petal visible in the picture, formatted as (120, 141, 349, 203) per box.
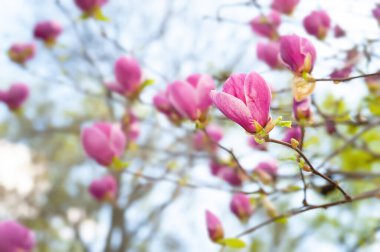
(167, 81, 198, 120)
(222, 73, 247, 103)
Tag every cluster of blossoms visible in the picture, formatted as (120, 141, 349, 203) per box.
(0, 220, 35, 252)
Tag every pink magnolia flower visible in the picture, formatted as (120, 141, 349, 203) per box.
(325, 120, 337, 135)
(33, 20, 62, 46)
(81, 122, 127, 166)
(167, 74, 215, 122)
(271, 0, 300, 15)
(253, 159, 278, 184)
(303, 10, 331, 40)
(282, 125, 302, 144)
(8, 43, 36, 65)
(210, 161, 244, 186)
(372, 4, 380, 25)
(205, 210, 224, 242)
(330, 65, 353, 79)
(279, 35, 316, 75)
(75, 0, 108, 13)
(293, 97, 311, 121)
(0, 220, 35, 252)
(153, 90, 184, 124)
(192, 125, 223, 152)
(334, 25, 346, 38)
(89, 175, 118, 202)
(210, 72, 272, 133)
(257, 42, 284, 69)
(249, 11, 281, 40)
(107, 56, 143, 98)
(0, 83, 29, 111)
(230, 193, 254, 221)
(248, 137, 267, 151)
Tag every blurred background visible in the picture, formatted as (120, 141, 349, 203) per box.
(1, 0, 380, 251)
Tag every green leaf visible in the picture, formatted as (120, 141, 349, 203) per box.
(277, 120, 292, 128)
(218, 238, 246, 249)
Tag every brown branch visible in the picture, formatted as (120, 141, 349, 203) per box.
(314, 72, 380, 82)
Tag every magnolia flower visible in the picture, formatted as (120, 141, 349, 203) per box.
(271, 0, 300, 15)
(334, 25, 346, 38)
(330, 66, 353, 79)
(167, 74, 215, 122)
(293, 97, 311, 121)
(0, 220, 35, 252)
(303, 10, 331, 40)
(205, 210, 224, 242)
(33, 20, 62, 46)
(192, 125, 223, 152)
(81, 122, 127, 166)
(257, 42, 284, 69)
(372, 4, 380, 25)
(107, 56, 143, 98)
(8, 43, 36, 65)
(75, 0, 108, 16)
(210, 72, 272, 133)
(325, 120, 337, 135)
(253, 159, 278, 184)
(248, 137, 267, 151)
(249, 11, 281, 40)
(89, 175, 118, 202)
(210, 161, 244, 186)
(230, 193, 254, 221)
(153, 90, 184, 124)
(279, 35, 317, 75)
(282, 125, 302, 144)
(0, 83, 29, 111)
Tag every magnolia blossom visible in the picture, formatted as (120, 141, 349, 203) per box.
(0, 220, 35, 252)
(334, 25, 346, 38)
(210, 72, 272, 133)
(167, 74, 215, 122)
(8, 43, 36, 65)
(75, 0, 108, 14)
(249, 11, 281, 40)
(248, 137, 267, 151)
(153, 90, 184, 124)
(192, 125, 223, 152)
(89, 175, 118, 202)
(293, 97, 311, 121)
(325, 120, 337, 135)
(230, 193, 254, 221)
(330, 66, 353, 79)
(282, 125, 302, 144)
(81, 122, 127, 166)
(0, 83, 29, 110)
(303, 10, 331, 40)
(210, 161, 244, 186)
(122, 111, 140, 142)
(253, 159, 278, 184)
(271, 0, 300, 15)
(205, 210, 224, 242)
(107, 56, 143, 98)
(372, 4, 380, 25)
(257, 42, 283, 69)
(279, 35, 316, 75)
(33, 20, 62, 46)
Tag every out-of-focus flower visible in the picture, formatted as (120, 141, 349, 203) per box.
(365, 73, 380, 96)
(33, 20, 62, 47)
(329, 66, 353, 79)
(167, 74, 215, 122)
(249, 11, 281, 40)
(282, 125, 302, 144)
(210, 161, 245, 186)
(205, 210, 224, 242)
(192, 125, 223, 152)
(271, 0, 300, 15)
(75, 0, 108, 18)
(293, 97, 311, 121)
(210, 72, 272, 133)
(372, 4, 380, 25)
(107, 56, 143, 98)
(333, 25, 346, 38)
(81, 122, 127, 166)
(0, 220, 35, 252)
(153, 90, 184, 124)
(122, 111, 140, 142)
(303, 10, 331, 40)
(257, 42, 284, 69)
(279, 35, 316, 75)
(8, 43, 36, 65)
(0, 83, 29, 111)
(89, 175, 118, 202)
(253, 159, 278, 184)
(248, 137, 267, 151)
(325, 120, 337, 135)
(230, 193, 254, 221)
